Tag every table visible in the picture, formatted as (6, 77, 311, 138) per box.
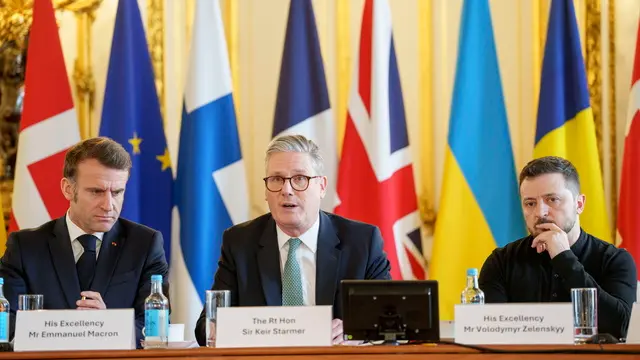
(0, 344, 638, 360)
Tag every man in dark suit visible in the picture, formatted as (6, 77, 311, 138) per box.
(195, 134, 391, 346)
(0, 137, 168, 344)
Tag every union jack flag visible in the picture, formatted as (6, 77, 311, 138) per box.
(335, 0, 426, 280)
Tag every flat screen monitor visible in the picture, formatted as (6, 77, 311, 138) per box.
(341, 280, 440, 344)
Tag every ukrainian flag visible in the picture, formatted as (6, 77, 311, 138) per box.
(534, 0, 610, 242)
(430, 0, 525, 320)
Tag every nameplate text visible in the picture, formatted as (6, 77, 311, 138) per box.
(454, 303, 573, 344)
(216, 306, 332, 348)
(14, 309, 135, 351)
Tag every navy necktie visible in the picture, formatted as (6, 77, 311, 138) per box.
(76, 234, 97, 291)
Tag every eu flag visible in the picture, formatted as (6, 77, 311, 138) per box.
(99, 0, 173, 262)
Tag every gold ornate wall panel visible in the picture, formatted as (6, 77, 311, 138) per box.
(0, 0, 32, 227)
(586, 0, 604, 172)
(418, 0, 435, 235)
(0, 1, 31, 176)
(147, 0, 165, 122)
(585, 0, 617, 240)
(62, 0, 102, 140)
(608, 0, 617, 240)
(0, 1, 31, 48)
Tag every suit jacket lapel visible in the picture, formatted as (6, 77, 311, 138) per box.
(257, 217, 282, 306)
(50, 217, 81, 308)
(315, 212, 341, 306)
(91, 220, 124, 296)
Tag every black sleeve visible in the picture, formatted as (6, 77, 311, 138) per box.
(195, 228, 238, 346)
(551, 249, 637, 339)
(479, 249, 509, 303)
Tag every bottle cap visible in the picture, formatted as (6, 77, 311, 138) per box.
(467, 268, 478, 277)
(151, 275, 162, 282)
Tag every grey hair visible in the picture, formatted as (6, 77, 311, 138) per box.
(265, 135, 324, 175)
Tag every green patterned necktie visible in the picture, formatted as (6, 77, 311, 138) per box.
(282, 238, 304, 306)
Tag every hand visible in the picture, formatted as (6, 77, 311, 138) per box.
(332, 318, 344, 345)
(207, 322, 217, 346)
(531, 222, 571, 259)
(76, 291, 107, 310)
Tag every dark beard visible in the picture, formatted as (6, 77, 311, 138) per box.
(529, 216, 575, 235)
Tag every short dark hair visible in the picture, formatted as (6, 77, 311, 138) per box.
(519, 156, 580, 196)
(63, 137, 132, 181)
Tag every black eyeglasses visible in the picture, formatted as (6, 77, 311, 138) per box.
(263, 175, 322, 192)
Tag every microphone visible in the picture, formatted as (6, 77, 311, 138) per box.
(586, 333, 619, 344)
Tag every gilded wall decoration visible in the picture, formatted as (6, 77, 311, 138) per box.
(0, 0, 101, 225)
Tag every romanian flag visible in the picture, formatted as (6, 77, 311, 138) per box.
(534, 0, 610, 242)
(429, 0, 525, 319)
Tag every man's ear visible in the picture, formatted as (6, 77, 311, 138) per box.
(61, 178, 74, 201)
(576, 193, 586, 214)
(319, 176, 328, 199)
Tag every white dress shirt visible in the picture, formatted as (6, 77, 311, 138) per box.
(276, 215, 319, 306)
(66, 212, 104, 263)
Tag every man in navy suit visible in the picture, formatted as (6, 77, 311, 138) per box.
(0, 137, 168, 344)
(195, 134, 391, 346)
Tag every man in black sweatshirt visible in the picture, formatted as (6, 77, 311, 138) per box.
(479, 156, 637, 340)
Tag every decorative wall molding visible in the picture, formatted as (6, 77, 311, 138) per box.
(147, 0, 165, 122)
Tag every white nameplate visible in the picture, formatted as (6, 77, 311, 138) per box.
(454, 303, 574, 344)
(14, 309, 135, 351)
(624, 302, 640, 343)
(215, 306, 332, 348)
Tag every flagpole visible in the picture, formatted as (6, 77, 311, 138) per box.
(336, 0, 350, 154)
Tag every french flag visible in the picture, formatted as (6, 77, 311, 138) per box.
(172, 0, 249, 340)
(272, 0, 337, 211)
(335, 0, 426, 280)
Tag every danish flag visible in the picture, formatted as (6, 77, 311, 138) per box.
(335, 0, 426, 280)
(618, 19, 640, 281)
(9, 0, 81, 232)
